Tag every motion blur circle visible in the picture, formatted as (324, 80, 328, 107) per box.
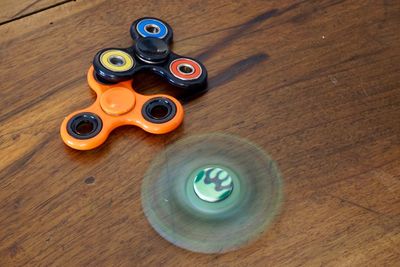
(141, 133, 283, 253)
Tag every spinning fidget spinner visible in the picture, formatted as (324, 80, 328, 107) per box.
(61, 17, 207, 150)
(142, 134, 283, 253)
(93, 17, 207, 93)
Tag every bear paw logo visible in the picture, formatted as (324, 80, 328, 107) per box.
(193, 167, 234, 202)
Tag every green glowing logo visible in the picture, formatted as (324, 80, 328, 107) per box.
(193, 166, 234, 202)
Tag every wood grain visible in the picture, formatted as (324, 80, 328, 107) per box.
(0, 0, 399, 266)
(0, 0, 70, 25)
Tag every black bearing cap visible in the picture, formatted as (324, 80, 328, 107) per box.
(135, 37, 170, 63)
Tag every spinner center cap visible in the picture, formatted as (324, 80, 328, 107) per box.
(135, 37, 170, 63)
(100, 87, 135, 116)
(193, 166, 234, 203)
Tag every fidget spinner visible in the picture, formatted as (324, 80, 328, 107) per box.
(60, 66, 184, 150)
(60, 17, 207, 150)
(93, 17, 207, 93)
(142, 134, 283, 253)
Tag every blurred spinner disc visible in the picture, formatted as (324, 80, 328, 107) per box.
(141, 133, 283, 253)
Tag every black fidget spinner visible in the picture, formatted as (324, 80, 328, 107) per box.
(93, 17, 208, 94)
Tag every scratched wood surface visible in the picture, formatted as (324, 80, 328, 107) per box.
(0, 0, 399, 266)
(0, 0, 67, 24)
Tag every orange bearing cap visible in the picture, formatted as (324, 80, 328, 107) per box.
(100, 87, 136, 116)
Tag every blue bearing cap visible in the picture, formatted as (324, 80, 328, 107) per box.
(130, 17, 173, 43)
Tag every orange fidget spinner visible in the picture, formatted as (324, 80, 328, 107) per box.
(60, 66, 184, 150)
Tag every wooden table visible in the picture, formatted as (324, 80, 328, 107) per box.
(1, 0, 399, 266)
